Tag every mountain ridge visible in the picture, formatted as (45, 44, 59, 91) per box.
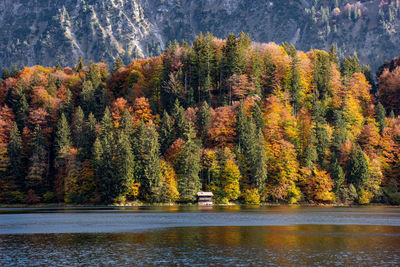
(1, 0, 399, 72)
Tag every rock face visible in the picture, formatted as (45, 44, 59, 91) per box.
(1, 0, 399, 71)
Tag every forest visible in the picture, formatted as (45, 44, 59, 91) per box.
(0, 32, 399, 205)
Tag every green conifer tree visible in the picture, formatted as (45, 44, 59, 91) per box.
(72, 107, 85, 149)
(159, 111, 174, 154)
(113, 56, 124, 73)
(375, 102, 386, 134)
(196, 101, 211, 144)
(75, 56, 84, 72)
(176, 130, 201, 202)
(8, 123, 23, 187)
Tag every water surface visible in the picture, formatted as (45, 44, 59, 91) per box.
(1, 206, 399, 265)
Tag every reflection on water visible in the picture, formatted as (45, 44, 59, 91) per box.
(1, 206, 400, 265)
(1, 225, 400, 266)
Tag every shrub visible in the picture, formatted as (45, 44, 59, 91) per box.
(242, 188, 260, 205)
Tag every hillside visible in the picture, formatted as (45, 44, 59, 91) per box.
(1, 0, 400, 71)
(0, 32, 399, 205)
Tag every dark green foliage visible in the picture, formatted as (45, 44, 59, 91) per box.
(93, 85, 107, 121)
(329, 44, 339, 66)
(75, 56, 84, 72)
(375, 102, 386, 134)
(11, 66, 20, 78)
(314, 50, 332, 101)
(221, 33, 246, 78)
(2, 68, 10, 80)
(119, 109, 135, 139)
(82, 113, 97, 159)
(252, 129, 268, 191)
(132, 122, 161, 200)
(235, 103, 247, 154)
(313, 103, 329, 168)
(290, 52, 303, 114)
(172, 99, 190, 141)
(54, 113, 71, 168)
(26, 125, 48, 191)
(390, 110, 395, 119)
(303, 135, 318, 169)
(159, 111, 174, 154)
(61, 88, 74, 122)
(96, 108, 118, 203)
(113, 56, 124, 73)
(263, 52, 276, 96)
(252, 103, 264, 131)
(6, 83, 29, 130)
(340, 53, 361, 81)
(362, 65, 376, 93)
(80, 80, 96, 116)
(116, 131, 135, 198)
(193, 33, 216, 103)
(330, 154, 345, 192)
(8, 123, 23, 187)
(71, 107, 85, 149)
(196, 101, 211, 144)
(87, 62, 102, 89)
(332, 110, 347, 152)
(176, 131, 201, 202)
(347, 145, 369, 188)
(236, 104, 267, 190)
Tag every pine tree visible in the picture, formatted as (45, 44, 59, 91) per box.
(196, 101, 211, 144)
(94, 85, 107, 120)
(87, 62, 101, 89)
(252, 102, 264, 131)
(120, 109, 135, 140)
(97, 108, 117, 203)
(116, 131, 135, 199)
(303, 135, 318, 169)
(347, 145, 369, 188)
(330, 154, 345, 192)
(82, 113, 97, 159)
(375, 102, 386, 134)
(172, 99, 189, 141)
(263, 52, 276, 96)
(61, 88, 74, 122)
(252, 129, 268, 191)
(176, 132, 201, 202)
(236, 103, 248, 154)
(132, 122, 161, 200)
(113, 56, 124, 73)
(390, 110, 395, 119)
(72, 107, 85, 149)
(329, 44, 339, 66)
(75, 56, 84, 72)
(313, 103, 329, 168)
(314, 50, 332, 101)
(54, 113, 71, 168)
(7, 84, 28, 130)
(290, 52, 303, 114)
(8, 123, 23, 187)
(332, 110, 347, 153)
(26, 125, 48, 192)
(159, 111, 174, 154)
(1, 68, 10, 80)
(80, 80, 95, 116)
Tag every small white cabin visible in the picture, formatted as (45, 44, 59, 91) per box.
(197, 192, 213, 205)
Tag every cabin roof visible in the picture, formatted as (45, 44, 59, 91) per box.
(197, 192, 214, 197)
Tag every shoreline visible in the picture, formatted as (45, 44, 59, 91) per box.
(1, 202, 399, 209)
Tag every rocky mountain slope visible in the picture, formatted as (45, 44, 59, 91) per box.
(1, 0, 399, 71)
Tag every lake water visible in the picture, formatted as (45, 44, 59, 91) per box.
(1, 206, 400, 266)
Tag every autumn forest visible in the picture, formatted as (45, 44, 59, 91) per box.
(1, 32, 400, 205)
